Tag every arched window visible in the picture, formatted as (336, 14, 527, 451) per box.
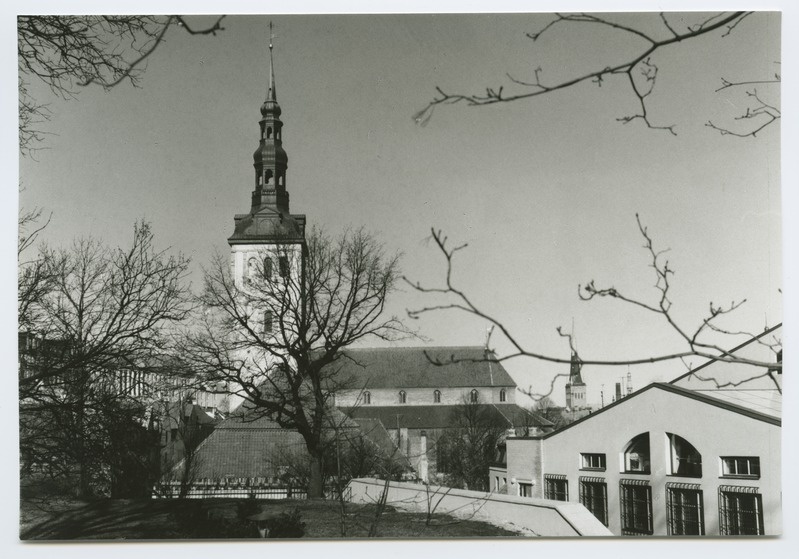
(265, 169, 273, 185)
(667, 433, 702, 477)
(279, 256, 289, 277)
(263, 310, 273, 334)
(470, 389, 479, 403)
(399, 390, 406, 404)
(247, 257, 258, 280)
(263, 257, 273, 280)
(266, 126, 273, 139)
(363, 391, 371, 405)
(499, 389, 506, 402)
(622, 433, 650, 473)
(433, 390, 441, 403)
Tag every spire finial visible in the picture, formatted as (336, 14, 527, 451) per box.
(267, 21, 277, 101)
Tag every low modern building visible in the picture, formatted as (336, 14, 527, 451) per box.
(497, 325, 782, 536)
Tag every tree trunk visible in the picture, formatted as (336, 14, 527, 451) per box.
(308, 452, 324, 499)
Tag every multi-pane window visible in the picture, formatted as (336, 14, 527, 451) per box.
(623, 433, 651, 474)
(718, 486, 764, 535)
(398, 390, 407, 404)
(433, 389, 441, 403)
(666, 483, 704, 535)
(668, 434, 702, 477)
(620, 480, 653, 535)
(470, 389, 479, 403)
(721, 457, 761, 478)
(581, 453, 606, 470)
(579, 477, 608, 526)
(544, 474, 569, 501)
(518, 482, 533, 498)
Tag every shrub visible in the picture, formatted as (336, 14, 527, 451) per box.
(267, 508, 305, 538)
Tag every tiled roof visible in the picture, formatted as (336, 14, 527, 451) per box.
(340, 403, 552, 430)
(175, 405, 393, 480)
(331, 346, 517, 389)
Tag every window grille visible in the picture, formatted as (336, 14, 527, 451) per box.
(666, 482, 704, 535)
(718, 486, 764, 535)
(620, 479, 653, 535)
(544, 474, 569, 501)
(579, 477, 608, 526)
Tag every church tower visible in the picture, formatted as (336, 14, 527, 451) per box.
(228, 26, 306, 291)
(564, 351, 586, 409)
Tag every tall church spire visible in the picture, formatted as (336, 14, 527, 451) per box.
(229, 22, 306, 246)
(250, 21, 288, 213)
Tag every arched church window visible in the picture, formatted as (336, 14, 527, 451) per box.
(263, 257, 273, 280)
(279, 256, 289, 277)
(667, 433, 702, 477)
(470, 389, 479, 403)
(264, 310, 273, 334)
(247, 257, 258, 280)
(499, 389, 506, 402)
(363, 391, 371, 405)
(399, 390, 407, 404)
(622, 433, 651, 474)
(433, 390, 441, 403)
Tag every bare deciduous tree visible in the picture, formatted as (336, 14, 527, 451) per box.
(407, 215, 781, 400)
(17, 15, 225, 156)
(19, 222, 192, 497)
(184, 227, 410, 499)
(414, 12, 779, 138)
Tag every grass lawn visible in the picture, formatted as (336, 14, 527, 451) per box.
(20, 497, 521, 540)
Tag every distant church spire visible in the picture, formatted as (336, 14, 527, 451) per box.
(229, 22, 306, 246)
(250, 21, 288, 213)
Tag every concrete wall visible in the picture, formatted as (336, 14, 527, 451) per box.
(346, 478, 612, 537)
(504, 386, 781, 535)
(337, 386, 515, 407)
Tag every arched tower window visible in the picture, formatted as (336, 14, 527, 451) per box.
(622, 433, 650, 473)
(363, 391, 371, 405)
(263, 257, 273, 280)
(398, 390, 407, 404)
(264, 310, 273, 334)
(279, 256, 289, 277)
(667, 433, 702, 477)
(265, 169, 273, 185)
(499, 389, 506, 402)
(470, 389, 479, 403)
(247, 257, 258, 280)
(433, 390, 441, 403)
(266, 126, 273, 139)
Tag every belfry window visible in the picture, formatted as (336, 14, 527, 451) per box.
(399, 390, 407, 404)
(266, 126, 273, 139)
(363, 391, 371, 405)
(433, 390, 441, 403)
(470, 389, 479, 403)
(265, 169, 273, 185)
(499, 389, 506, 402)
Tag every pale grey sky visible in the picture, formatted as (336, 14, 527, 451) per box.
(11, 8, 786, 409)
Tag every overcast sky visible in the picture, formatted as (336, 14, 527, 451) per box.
(12, 9, 786, 409)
